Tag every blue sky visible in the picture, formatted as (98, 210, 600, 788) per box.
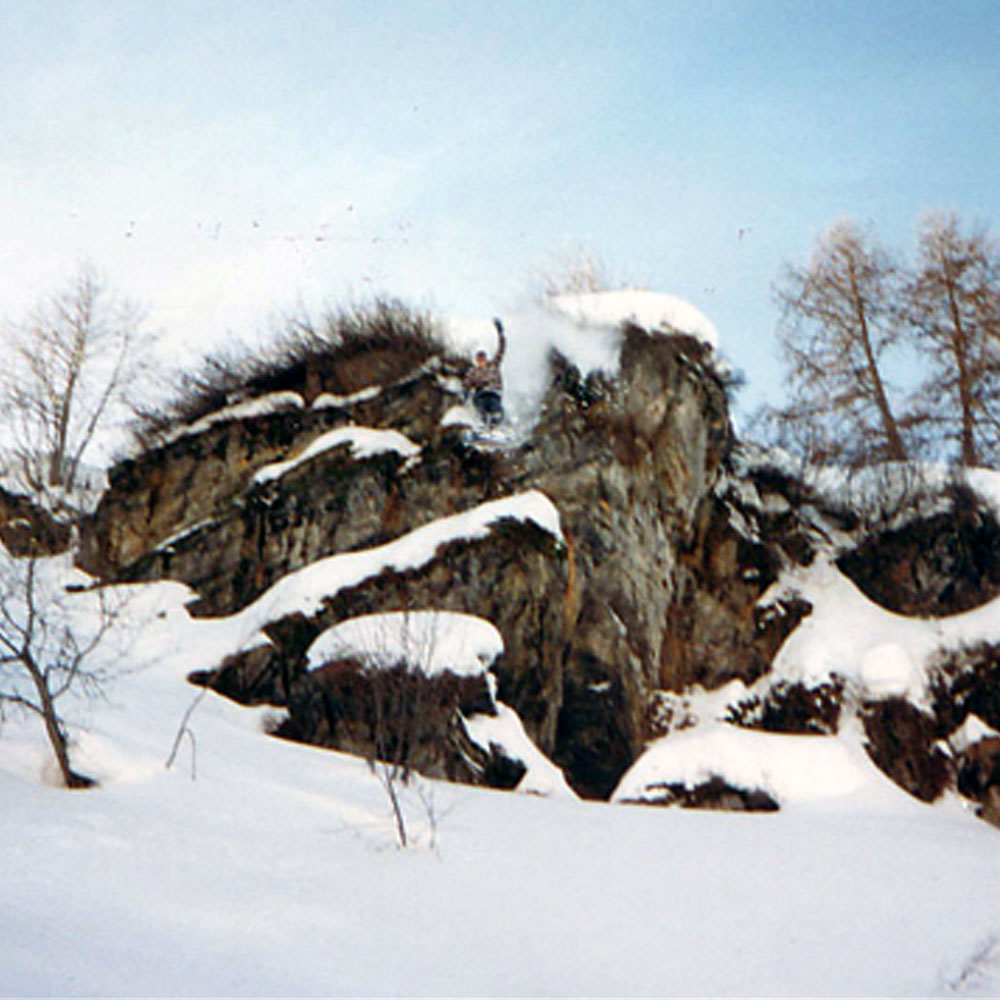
(1, 0, 998, 417)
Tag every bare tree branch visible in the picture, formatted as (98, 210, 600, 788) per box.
(0, 551, 125, 788)
(0, 263, 152, 502)
(903, 211, 1000, 467)
(761, 219, 908, 467)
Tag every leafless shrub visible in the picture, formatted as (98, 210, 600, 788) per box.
(364, 661, 439, 848)
(534, 249, 615, 300)
(942, 932, 1000, 995)
(132, 297, 448, 449)
(165, 685, 210, 781)
(324, 609, 457, 849)
(0, 552, 125, 788)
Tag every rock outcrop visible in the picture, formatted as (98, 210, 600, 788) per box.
(0, 486, 72, 556)
(72, 302, 1000, 823)
(80, 318, 752, 798)
(836, 481, 1000, 616)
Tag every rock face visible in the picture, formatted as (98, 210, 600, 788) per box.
(74, 306, 1000, 819)
(619, 776, 779, 812)
(931, 643, 1000, 825)
(660, 458, 828, 694)
(274, 658, 525, 789)
(836, 482, 1000, 617)
(0, 486, 72, 556)
(80, 320, 758, 798)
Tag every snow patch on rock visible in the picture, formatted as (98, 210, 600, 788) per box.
(950, 715, 1000, 755)
(253, 426, 420, 485)
(613, 722, 897, 806)
(859, 643, 922, 700)
(464, 703, 577, 798)
(549, 288, 719, 349)
(163, 391, 305, 445)
(306, 610, 502, 677)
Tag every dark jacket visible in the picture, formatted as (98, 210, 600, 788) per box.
(464, 319, 506, 395)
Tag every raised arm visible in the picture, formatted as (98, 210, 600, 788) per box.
(492, 317, 506, 365)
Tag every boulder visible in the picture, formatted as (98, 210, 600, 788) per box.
(0, 486, 72, 556)
(837, 482, 1000, 617)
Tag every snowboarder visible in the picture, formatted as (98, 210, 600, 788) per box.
(464, 318, 506, 427)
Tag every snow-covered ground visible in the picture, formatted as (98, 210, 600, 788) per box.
(5, 430, 1000, 994)
(2, 536, 1000, 997)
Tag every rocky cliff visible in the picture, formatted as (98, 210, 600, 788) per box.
(79, 310, 759, 798)
(69, 301, 1000, 822)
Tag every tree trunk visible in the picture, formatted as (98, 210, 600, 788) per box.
(942, 254, 979, 467)
(26, 657, 94, 789)
(849, 265, 907, 461)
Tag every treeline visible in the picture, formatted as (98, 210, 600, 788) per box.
(762, 211, 1000, 469)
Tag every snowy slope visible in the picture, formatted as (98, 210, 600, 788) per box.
(2, 545, 1000, 996)
(5, 462, 1000, 995)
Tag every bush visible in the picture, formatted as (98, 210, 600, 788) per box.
(134, 298, 450, 448)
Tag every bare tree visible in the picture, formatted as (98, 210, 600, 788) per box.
(0, 263, 149, 499)
(766, 220, 908, 466)
(903, 211, 1000, 467)
(314, 610, 452, 848)
(0, 550, 119, 788)
(533, 249, 614, 302)
(362, 611, 448, 849)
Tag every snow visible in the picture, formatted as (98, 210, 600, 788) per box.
(950, 715, 1000, 755)
(306, 610, 502, 676)
(463, 702, 577, 799)
(153, 516, 216, 553)
(227, 490, 563, 648)
(310, 385, 383, 409)
(162, 390, 305, 444)
(859, 641, 923, 699)
(964, 466, 1000, 518)
(612, 720, 899, 806)
(2, 548, 1000, 996)
(805, 461, 1000, 528)
(549, 288, 719, 349)
(759, 554, 1000, 707)
(253, 426, 420, 485)
(440, 403, 479, 428)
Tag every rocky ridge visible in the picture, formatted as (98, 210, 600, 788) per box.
(49, 302, 1000, 821)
